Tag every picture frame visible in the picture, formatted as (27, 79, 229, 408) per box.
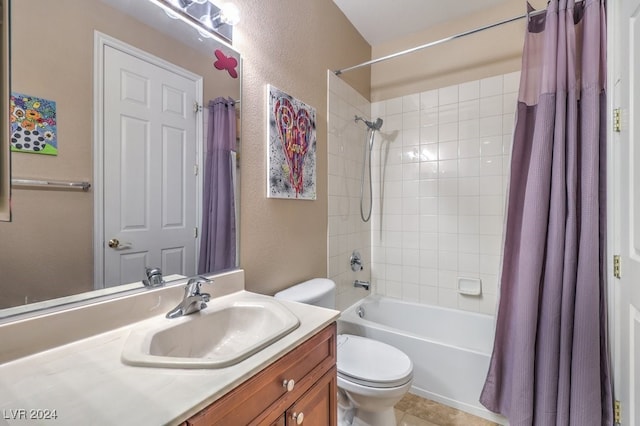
(266, 84, 316, 200)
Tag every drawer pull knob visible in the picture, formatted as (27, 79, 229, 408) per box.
(291, 412, 304, 424)
(282, 379, 295, 392)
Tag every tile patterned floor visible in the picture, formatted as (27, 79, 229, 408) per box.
(394, 394, 500, 426)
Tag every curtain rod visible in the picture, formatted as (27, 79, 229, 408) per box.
(333, 6, 558, 76)
(206, 99, 240, 108)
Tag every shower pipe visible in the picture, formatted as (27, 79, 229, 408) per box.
(355, 115, 383, 222)
(333, 3, 579, 76)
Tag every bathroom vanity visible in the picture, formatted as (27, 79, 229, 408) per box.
(0, 270, 339, 425)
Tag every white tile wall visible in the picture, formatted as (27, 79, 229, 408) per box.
(370, 71, 520, 315)
(327, 72, 372, 311)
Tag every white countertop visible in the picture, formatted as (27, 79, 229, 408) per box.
(0, 290, 339, 425)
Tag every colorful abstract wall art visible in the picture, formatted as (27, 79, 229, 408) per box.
(10, 93, 58, 155)
(267, 85, 316, 200)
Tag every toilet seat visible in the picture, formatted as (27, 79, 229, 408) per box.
(337, 334, 413, 388)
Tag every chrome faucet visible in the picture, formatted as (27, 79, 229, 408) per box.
(166, 276, 212, 319)
(143, 267, 165, 287)
(350, 250, 364, 271)
(354, 280, 370, 291)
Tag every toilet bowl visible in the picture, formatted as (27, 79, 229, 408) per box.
(337, 334, 413, 426)
(274, 279, 414, 426)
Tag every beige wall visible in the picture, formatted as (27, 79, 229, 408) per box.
(234, 0, 370, 295)
(370, 0, 546, 101)
(0, 0, 240, 307)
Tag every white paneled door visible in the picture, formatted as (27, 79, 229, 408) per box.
(614, 0, 640, 423)
(102, 44, 199, 287)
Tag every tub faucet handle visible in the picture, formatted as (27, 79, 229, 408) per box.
(350, 250, 363, 271)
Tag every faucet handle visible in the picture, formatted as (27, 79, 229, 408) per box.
(187, 275, 212, 285)
(146, 266, 162, 275)
(143, 266, 165, 287)
(185, 276, 213, 295)
(350, 250, 364, 272)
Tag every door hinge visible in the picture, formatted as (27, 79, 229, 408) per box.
(614, 255, 622, 279)
(194, 164, 199, 176)
(614, 108, 622, 132)
(194, 227, 198, 238)
(614, 400, 621, 424)
(193, 101, 202, 113)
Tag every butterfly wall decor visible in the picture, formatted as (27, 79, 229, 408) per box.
(213, 49, 238, 78)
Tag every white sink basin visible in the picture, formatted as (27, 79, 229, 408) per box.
(121, 292, 300, 369)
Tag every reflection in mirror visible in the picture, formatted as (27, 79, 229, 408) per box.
(0, 0, 241, 318)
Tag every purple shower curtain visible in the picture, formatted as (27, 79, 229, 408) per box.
(479, 1, 612, 424)
(198, 97, 237, 274)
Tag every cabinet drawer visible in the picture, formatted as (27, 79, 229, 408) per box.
(285, 366, 337, 426)
(186, 323, 336, 426)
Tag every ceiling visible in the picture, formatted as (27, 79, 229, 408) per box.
(332, 0, 511, 46)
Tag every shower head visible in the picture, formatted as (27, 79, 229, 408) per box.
(369, 117, 383, 131)
(355, 115, 383, 131)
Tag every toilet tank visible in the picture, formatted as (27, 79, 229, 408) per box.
(274, 278, 336, 309)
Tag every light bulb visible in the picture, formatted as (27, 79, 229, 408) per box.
(219, 2, 240, 25)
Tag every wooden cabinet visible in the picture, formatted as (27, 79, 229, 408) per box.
(269, 416, 285, 426)
(185, 323, 337, 426)
(285, 367, 336, 426)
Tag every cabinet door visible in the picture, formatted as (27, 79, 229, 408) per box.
(285, 367, 337, 426)
(270, 415, 285, 426)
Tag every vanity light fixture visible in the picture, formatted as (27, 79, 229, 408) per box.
(147, 0, 239, 44)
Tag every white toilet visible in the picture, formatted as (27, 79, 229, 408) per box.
(275, 278, 413, 426)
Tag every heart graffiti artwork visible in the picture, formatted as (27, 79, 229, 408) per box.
(267, 85, 316, 200)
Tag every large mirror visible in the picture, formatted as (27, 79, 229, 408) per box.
(0, 0, 241, 318)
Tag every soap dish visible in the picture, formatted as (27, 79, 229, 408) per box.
(457, 277, 482, 296)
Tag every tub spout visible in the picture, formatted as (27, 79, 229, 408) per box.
(354, 280, 370, 291)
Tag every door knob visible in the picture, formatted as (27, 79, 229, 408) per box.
(108, 238, 132, 250)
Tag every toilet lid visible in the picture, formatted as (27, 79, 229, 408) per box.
(337, 334, 413, 388)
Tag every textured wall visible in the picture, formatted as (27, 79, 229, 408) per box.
(234, 1, 371, 295)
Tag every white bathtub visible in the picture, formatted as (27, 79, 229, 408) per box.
(338, 295, 506, 424)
